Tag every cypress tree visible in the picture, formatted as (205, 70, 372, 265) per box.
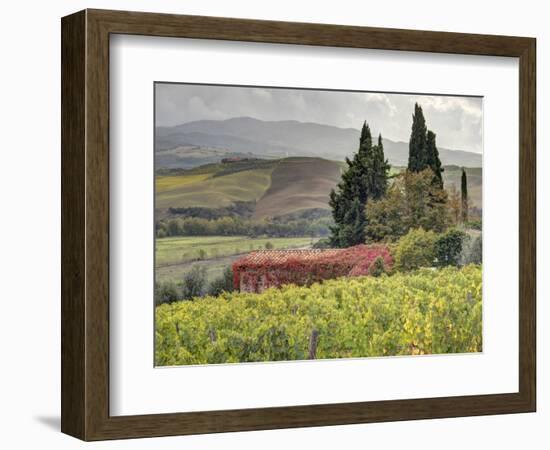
(461, 168, 468, 223)
(408, 103, 428, 172)
(406, 103, 448, 223)
(355, 121, 373, 201)
(339, 198, 366, 246)
(426, 130, 444, 188)
(359, 120, 372, 150)
(408, 104, 444, 188)
(329, 122, 389, 247)
(371, 134, 390, 199)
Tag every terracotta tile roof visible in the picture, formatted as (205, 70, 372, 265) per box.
(234, 249, 343, 266)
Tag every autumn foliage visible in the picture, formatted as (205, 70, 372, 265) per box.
(232, 244, 393, 292)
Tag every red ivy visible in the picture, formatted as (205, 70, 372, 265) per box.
(232, 245, 393, 291)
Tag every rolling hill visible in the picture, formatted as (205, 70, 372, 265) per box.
(156, 117, 482, 168)
(252, 158, 342, 219)
(155, 157, 482, 219)
(155, 162, 276, 210)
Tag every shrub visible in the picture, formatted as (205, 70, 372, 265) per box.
(368, 256, 387, 277)
(167, 218, 184, 236)
(182, 266, 207, 300)
(394, 228, 437, 271)
(154, 281, 180, 306)
(465, 220, 482, 231)
(435, 229, 469, 267)
(347, 246, 393, 277)
(264, 241, 274, 250)
(312, 238, 331, 249)
(208, 267, 235, 296)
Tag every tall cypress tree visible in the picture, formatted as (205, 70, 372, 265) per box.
(408, 104, 444, 190)
(426, 130, 444, 188)
(355, 121, 374, 202)
(359, 120, 373, 150)
(329, 122, 389, 247)
(408, 103, 428, 172)
(371, 134, 390, 199)
(461, 168, 468, 223)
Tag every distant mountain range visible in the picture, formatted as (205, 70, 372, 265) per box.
(156, 117, 482, 169)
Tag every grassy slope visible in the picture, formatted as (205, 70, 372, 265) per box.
(253, 157, 342, 219)
(156, 173, 210, 193)
(155, 157, 343, 217)
(156, 166, 274, 209)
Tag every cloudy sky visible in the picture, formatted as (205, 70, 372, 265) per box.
(156, 83, 483, 153)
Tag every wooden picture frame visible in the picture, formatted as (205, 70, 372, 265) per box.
(61, 9, 536, 441)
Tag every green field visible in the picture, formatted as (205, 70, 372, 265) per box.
(156, 167, 275, 209)
(156, 173, 210, 193)
(156, 235, 317, 284)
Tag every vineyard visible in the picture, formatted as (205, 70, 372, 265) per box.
(155, 265, 482, 366)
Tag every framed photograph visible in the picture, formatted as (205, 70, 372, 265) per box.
(61, 9, 536, 440)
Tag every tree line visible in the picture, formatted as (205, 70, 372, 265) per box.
(156, 215, 333, 239)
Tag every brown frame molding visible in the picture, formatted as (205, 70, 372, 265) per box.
(61, 9, 536, 441)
